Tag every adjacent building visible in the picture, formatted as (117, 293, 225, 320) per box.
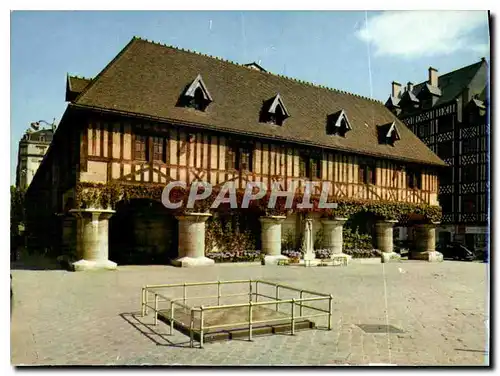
(385, 59, 489, 252)
(25, 37, 446, 270)
(16, 128, 54, 189)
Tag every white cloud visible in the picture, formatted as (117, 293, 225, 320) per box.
(356, 11, 489, 59)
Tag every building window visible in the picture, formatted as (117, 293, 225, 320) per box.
(135, 135, 148, 161)
(461, 138, 478, 155)
(406, 168, 422, 189)
(299, 153, 321, 179)
(226, 143, 253, 172)
(152, 136, 166, 162)
(266, 105, 287, 126)
(437, 114, 453, 133)
(437, 140, 453, 159)
(186, 87, 209, 111)
(359, 163, 376, 185)
(440, 167, 453, 186)
(461, 164, 477, 183)
(440, 194, 453, 212)
(418, 122, 431, 138)
(462, 194, 476, 213)
(327, 110, 352, 137)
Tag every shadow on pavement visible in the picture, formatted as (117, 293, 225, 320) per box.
(119, 312, 192, 348)
(10, 252, 65, 271)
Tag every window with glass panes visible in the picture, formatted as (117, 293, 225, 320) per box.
(225, 143, 253, 171)
(462, 194, 477, 213)
(437, 114, 453, 133)
(152, 136, 166, 162)
(437, 140, 453, 159)
(135, 135, 148, 160)
(461, 164, 477, 183)
(461, 137, 478, 155)
(406, 168, 422, 189)
(359, 163, 376, 184)
(299, 153, 321, 179)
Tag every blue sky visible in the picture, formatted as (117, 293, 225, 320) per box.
(10, 10, 490, 184)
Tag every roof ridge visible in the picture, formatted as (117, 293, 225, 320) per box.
(68, 74, 93, 81)
(413, 60, 483, 88)
(133, 36, 382, 104)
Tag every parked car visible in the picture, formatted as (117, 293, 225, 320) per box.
(437, 242, 476, 261)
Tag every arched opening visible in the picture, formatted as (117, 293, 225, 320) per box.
(109, 199, 178, 265)
(343, 211, 378, 249)
(205, 210, 261, 256)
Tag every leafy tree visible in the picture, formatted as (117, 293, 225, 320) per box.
(10, 185, 26, 252)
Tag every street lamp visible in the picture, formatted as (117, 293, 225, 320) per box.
(30, 118, 57, 131)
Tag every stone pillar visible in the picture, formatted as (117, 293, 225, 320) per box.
(172, 213, 214, 267)
(411, 223, 443, 262)
(321, 217, 351, 265)
(69, 209, 117, 271)
(259, 216, 287, 265)
(375, 219, 401, 263)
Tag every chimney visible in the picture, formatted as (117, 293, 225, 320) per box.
(406, 82, 414, 93)
(391, 81, 402, 98)
(428, 67, 438, 87)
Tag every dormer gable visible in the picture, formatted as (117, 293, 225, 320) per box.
(180, 74, 213, 111)
(260, 93, 290, 125)
(326, 109, 352, 137)
(244, 62, 267, 72)
(377, 121, 401, 146)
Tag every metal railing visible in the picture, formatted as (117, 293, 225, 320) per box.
(141, 279, 333, 348)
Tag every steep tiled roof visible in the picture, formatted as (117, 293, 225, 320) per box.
(71, 37, 445, 166)
(411, 61, 484, 107)
(66, 75, 92, 102)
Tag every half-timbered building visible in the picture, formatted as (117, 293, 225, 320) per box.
(385, 59, 489, 253)
(25, 37, 446, 270)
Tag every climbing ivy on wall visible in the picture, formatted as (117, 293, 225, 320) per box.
(73, 182, 442, 223)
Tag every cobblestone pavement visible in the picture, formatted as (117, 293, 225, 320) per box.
(11, 260, 489, 366)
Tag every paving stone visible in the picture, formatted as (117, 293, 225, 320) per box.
(10, 261, 488, 366)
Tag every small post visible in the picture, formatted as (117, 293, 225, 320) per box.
(190, 310, 194, 348)
(291, 299, 296, 335)
(154, 294, 159, 326)
(299, 290, 303, 317)
(248, 301, 253, 342)
(249, 280, 253, 303)
(217, 281, 221, 306)
(276, 285, 280, 312)
(200, 306, 205, 349)
(183, 283, 187, 306)
(255, 281, 259, 303)
(328, 295, 333, 330)
(141, 287, 145, 317)
(170, 301, 175, 335)
(144, 289, 149, 316)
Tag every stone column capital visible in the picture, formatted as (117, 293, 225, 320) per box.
(69, 208, 116, 221)
(375, 219, 398, 228)
(259, 216, 286, 224)
(414, 222, 440, 229)
(175, 212, 212, 223)
(321, 217, 348, 225)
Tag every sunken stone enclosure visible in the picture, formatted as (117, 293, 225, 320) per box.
(141, 280, 332, 347)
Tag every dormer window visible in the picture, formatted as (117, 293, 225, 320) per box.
(377, 121, 401, 146)
(327, 109, 352, 137)
(261, 94, 290, 125)
(181, 74, 213, 111)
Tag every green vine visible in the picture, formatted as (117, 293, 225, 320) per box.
(73, 182, 442, 223)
